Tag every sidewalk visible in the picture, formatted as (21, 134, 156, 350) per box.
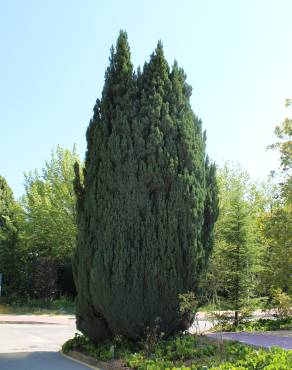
(0, 314, 75, 325)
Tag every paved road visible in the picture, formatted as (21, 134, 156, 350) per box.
(0, 352, 91, 370)
(0, 323, 76, 353)
(208, 331, 292, 350)
(0, 318, 91, 369)
(0, 314, 75, 326)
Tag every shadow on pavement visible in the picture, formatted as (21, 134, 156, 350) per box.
(0, 351, 91, 370)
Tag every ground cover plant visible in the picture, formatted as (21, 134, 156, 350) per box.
(62, 332, 292, 369)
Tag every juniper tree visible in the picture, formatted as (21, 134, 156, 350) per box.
(73, 31, 218, 343)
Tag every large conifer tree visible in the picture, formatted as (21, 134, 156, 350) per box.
(73, 31, 218, 343)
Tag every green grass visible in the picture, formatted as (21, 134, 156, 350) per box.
(62, 332, 292, 369)
(0, 297, 75, 315)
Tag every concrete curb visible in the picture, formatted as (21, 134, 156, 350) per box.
(60, 350, 101, 369)
(61, 350, 127, 370)
(0, 321, 62, 325)
(0, 314, 75, 326)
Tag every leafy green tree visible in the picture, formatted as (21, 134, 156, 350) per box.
(0, 176, 24, 297)
(258, 204, 291, 294)
(259, 100, 292, 294)
(73, 31, 218, 343)
(268, 99, 292, 172)
(268, 98, 292, 202)
(22, 145, 80, 262)
(19, 145, 80, 299)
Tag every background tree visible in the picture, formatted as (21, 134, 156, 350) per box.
(258, 100, 292, 295)
(21, 145, 80, 298)
(204, 164, 267, 323)
(73, 31, 218, 343)
(0, 176, 25, 298)
(22, 145, 79, 261)
(258, 204, 291, 294)
(268, 98, 291, 202)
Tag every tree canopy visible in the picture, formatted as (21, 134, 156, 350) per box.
(21, 145, 80, 262)
(0, 176, 24, 296)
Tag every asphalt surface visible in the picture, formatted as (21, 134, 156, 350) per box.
(0, 323, 76, 353)
(0, 352, 91, 370)
(208, 331, 292, 350)
(0, 319, 91, 369)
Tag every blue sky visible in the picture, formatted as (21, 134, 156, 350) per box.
(1, 0, 291, 198)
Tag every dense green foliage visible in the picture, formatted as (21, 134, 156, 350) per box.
(258, 204, 292, 294)
(218, 188, 250, 325)
(20, 145, 80, 299)
(260, 100, 292, 295)
(0, 146, 79, 301)
(268, 98, 292, 200)
(202, 164, 268, 322)
(73, 31, 218, 343)
(21, 145, 79, 262)
(0, 176, 24, 297)
(62, 333, 292, 369)
(198, 100, 292, 322)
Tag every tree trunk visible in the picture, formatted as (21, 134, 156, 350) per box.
(234, 310, 239, 326)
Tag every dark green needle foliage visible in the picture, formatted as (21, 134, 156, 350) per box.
(73, 31, 218, 343)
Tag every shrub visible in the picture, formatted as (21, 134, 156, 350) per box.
(271, 288, 292, 319)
